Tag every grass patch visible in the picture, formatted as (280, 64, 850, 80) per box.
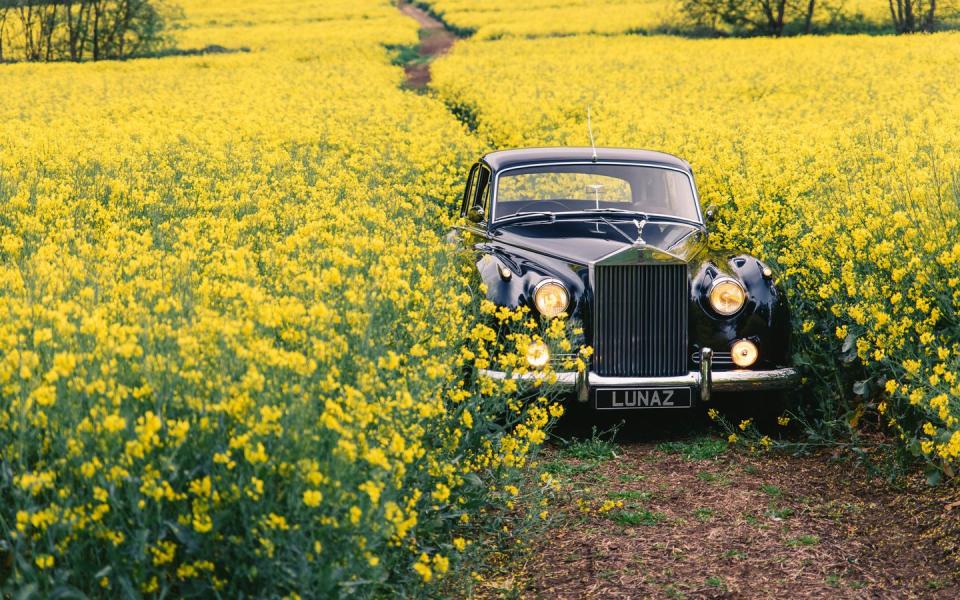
(695, 470, 731, 485)
(722, 549, 745, 559)
(543, 459, 595, 477)
(656, 436, 726, 461)
(760, 483, 783, 498)
(787, 534, 820, 547)
(694, 507, 714, 522)
(611, 509, 665, 526)
(705, 575, 726, 590)
(562, 426, 620, 461)
(767, 506, 795, 519)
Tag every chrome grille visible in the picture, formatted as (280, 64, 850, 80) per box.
(594, 264, 688, 377)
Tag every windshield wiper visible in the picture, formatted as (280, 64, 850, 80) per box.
(581, 208, 649, 218)
(497, 211, 557, 223)
(592, 216, 635, 244)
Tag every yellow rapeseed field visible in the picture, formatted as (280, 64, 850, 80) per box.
(432, 32, 960, 469)
(0, 0, 570, 595)
(7, 0, 960, 594)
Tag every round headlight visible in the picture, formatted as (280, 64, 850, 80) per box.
(533, 279, 569, 318)
(526, 341, 550, 369)
(708, 278, 746, 316)
(731, 339, 759, 367)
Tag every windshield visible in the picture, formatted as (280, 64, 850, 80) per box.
(494, 164, 699, 222)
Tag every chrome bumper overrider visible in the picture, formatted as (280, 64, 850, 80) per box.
(477, 346, 800, 403)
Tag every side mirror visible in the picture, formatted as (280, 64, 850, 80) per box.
(467, 205, 484, 223)
(705, 205, 719, 223)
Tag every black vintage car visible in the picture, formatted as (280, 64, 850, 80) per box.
(458, 147, 799, 410)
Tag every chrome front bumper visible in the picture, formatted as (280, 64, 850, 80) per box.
(477, 347, 799, 403)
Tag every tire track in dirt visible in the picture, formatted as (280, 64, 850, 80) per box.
(397, 2, 456, 88)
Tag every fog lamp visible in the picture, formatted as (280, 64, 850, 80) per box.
(708, 278, 746, 316)
(731, 339, 759, 368)
(526, 341, 550, 369)
(534, 279, 569, 318)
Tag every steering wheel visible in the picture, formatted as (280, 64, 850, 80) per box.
(506, 200, 570, 214)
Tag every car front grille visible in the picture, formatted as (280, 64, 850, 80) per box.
(593, 264, 688, 377)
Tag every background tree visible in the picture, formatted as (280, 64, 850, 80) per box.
(0, 0, 175, 62)
(0, 5, 8, 61)
(889, 0, 937, 32)
(680, 0, 815, 36)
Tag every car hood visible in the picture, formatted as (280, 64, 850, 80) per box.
(490, 218, 706, 264)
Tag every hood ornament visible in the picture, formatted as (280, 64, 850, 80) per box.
(633, 218, 646, 245)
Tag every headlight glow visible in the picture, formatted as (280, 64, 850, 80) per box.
(708, 278, 746, 316)
(526, 341, 550, 369)
(533, 279, 569, 318)
(731, 339, 759, 367)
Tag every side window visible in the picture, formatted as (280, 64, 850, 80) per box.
(473, 165, 492, 220)
(460, 163, 479, 217)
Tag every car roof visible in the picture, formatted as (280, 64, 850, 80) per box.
(480, 147, 692, 173)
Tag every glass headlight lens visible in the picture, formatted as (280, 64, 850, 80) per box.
(526, 341, 550, 369)
(731, 339, 759, 367)
(534, 280, 569, 318)
(709, 278, 746, 316)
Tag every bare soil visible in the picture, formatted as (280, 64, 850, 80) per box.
(510, 440, 960, 599)
(398, 3, 456, 88)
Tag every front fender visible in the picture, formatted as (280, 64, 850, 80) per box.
(689, 249, 791, 368)
(475, 243, 588, 321)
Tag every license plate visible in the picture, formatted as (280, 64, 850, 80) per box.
(594, 387, 693, 410)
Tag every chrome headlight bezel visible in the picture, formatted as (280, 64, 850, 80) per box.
(707, 276, 747, 316)
(533, 278, 569, 318)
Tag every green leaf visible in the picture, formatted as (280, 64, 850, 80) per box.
(841, 333, 857, 354)
(852, 379, 870, 397)
(925, 467, 942, 487)
(14, 584, 38, 600)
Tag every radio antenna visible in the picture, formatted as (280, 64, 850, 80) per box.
(587, 106, 597, 162)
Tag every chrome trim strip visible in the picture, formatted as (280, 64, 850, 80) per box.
(700, 347, 713, 403)
(477, 369, 579, 386)
(590, 372, 701, 387)
(477, 367, 800, 394)
(710, 368, 800, 391)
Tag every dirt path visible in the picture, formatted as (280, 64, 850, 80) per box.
(397, 2, 456, 88)
(503, 437, 960, 599)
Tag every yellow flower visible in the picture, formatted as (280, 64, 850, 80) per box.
(413, 555, 432, 582)
(150, 541, 177, 566)
(103, 414, 126, 433)
(192, 514, 213, 534)
(303, 490, 323, 508)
